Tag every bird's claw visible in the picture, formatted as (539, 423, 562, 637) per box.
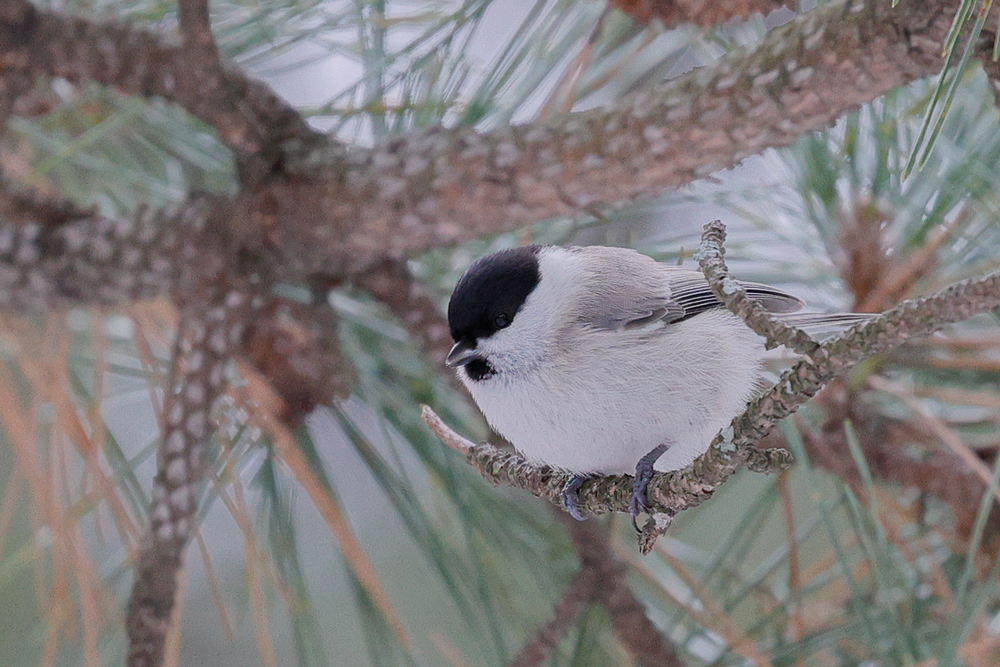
(628, 492, 651, 532)
(629, 443, 669, 532)
(561, 475, 588, 521)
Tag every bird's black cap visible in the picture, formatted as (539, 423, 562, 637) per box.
(448, 245, 541, 346)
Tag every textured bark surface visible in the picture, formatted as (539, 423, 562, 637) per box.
(275, 0, 956, 275)
(0, 185, 223, 308)
(611, 0, 786, 28)
(0, 0, 318, 180)
(125, 280, 262, 667)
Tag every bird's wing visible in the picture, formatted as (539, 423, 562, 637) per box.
(664, 270, 805, 321)
(569, 247, 805, 332)
(569, 247, 684, 331)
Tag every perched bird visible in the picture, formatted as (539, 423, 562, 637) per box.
(446, 244, 864, 523)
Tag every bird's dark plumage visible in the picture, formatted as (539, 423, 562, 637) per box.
(448, 245, 541, 347)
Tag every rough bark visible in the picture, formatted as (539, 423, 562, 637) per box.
(611, 0, 786, 28)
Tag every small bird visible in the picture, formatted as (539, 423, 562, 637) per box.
(446, 244, 864, 524)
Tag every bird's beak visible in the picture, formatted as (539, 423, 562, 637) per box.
(446, 340, 481, 367)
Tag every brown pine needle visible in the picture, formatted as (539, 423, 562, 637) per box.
(657, 550, 776, 667)
(194, 527, 236, 641)
(869, 375, 1000, 505)
(431, 634, 475, 667)
(777, 471, 805, 645)
(163, 566, 186, 667)
(228, 467, 279, 667)
(236, 363, 416, 653)
(620, 539, 775, 667)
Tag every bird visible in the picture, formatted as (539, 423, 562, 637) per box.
(445, 244, 865, 524)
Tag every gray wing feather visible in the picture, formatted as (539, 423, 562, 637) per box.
(665, 270, 805, 318)
(570, 247, 681, 331)
(568, 247, 806, 332)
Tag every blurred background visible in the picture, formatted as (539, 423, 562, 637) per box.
(4, 0, 1000, 665)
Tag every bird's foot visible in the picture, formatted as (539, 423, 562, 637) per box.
(629, 444, 669, 532)
(560, 475, 589, 521)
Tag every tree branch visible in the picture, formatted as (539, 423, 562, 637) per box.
(611, 0, 786, 29)
(125, 279, 263, 667)
(1, 0, 992, 659)
(560, 516, 684, 667)
(0, 0, 319, 182)
(280, 0, 957, 274)
(696, 219, 820, 354)
(506, 565, 598, 667)
(0, 183, 225, 309)
(177, 0, 220, 65)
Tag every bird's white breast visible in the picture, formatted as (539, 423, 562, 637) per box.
(462, 308, 764, 475)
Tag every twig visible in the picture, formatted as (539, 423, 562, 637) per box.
(506, 565, 598, 667)
(696, 220, 819, 354)
(421, 405, 476, 453)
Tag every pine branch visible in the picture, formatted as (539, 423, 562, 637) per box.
(0, 0, 319, 182)
(177, 0, 220, 66)
(1, 0, 995, 659)
(125, 279, 263, 667)
(506, 564, 597, 667)
(0, 182, 224, 309)
(560, 516, 684, 667)
(282, 0, 959, 274)
(611, 0, 785, 28)
(696, 220, 820, 354)
(1, 0, 974, 276)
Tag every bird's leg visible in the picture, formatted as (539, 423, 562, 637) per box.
(629, 443, 669, 531)
(560, 475, 589, 521)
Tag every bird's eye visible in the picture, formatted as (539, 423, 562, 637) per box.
(494, 313, 510, 329)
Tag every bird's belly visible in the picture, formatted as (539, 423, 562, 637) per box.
(468, 368, 754, 475)
(489, 385, 703, 475)
(463, 314, 763, 475)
